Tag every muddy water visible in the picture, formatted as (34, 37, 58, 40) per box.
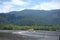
(0, 30, 60, 40)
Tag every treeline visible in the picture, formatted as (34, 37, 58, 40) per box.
(0, 24, 60, 31)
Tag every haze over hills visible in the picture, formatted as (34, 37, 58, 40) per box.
(0, 9, 60, 26)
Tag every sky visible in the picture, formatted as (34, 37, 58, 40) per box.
(0, 0, 60, 13)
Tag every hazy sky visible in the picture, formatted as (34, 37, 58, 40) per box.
(0, 0, 60, 13)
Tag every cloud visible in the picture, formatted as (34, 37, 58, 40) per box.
(0, 0, 60, 13)
(30, 0, 60, 10)
(11, 0, 28, 6)
(0, 0, 30, 13)
(0, 3, 12, 13)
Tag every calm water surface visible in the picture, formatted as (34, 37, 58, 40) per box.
(0, 30, 60, 40)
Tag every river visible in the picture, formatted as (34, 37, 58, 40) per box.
(0, 30, 60, 40)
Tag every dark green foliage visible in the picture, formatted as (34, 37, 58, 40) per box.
(0, 24, 60, 31)
(0, 9, 60, 30)
(0, 9, 60, 25)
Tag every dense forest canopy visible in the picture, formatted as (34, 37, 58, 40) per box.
(0, 9, 60, 26)
(0, 9, 60, 30)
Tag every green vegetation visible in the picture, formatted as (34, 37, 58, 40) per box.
(0, 24, 60, 31)
(0, 9, 60, 25)
(0, 9, 60, 31)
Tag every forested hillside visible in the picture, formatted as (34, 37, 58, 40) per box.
(0, 9, 60, 26)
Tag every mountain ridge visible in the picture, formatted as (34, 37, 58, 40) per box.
(0, 9, 60, 26)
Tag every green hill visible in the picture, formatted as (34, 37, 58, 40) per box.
(0, 9, 60, 26)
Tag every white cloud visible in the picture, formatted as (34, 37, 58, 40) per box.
(0, 3, 12, 13)
(40, 2, 60, 10)
(30, 0, 60, 10)
(0, 0, 60, 13)
(11, 0, 28, 6)
(0, 0, 30, 13)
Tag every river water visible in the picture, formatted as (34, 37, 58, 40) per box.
(0, 30, 60, 40)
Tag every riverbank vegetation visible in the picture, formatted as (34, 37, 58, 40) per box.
(0, 24, 60, 31)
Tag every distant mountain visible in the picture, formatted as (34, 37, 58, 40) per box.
(0, 9, 60, 26)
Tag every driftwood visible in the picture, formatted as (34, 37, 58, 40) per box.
(25, 29, 34, 32)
